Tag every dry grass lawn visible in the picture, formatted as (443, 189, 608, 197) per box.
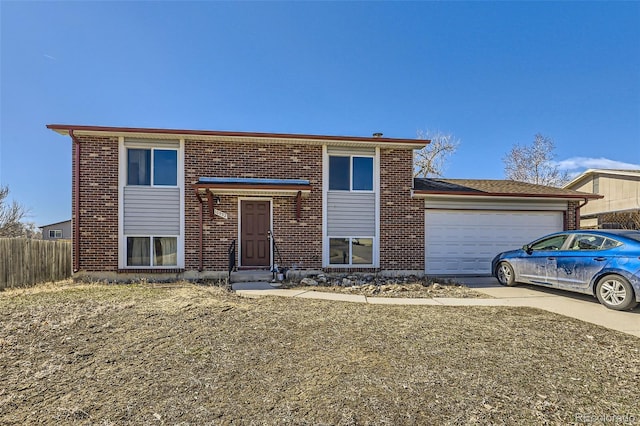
(1, 282, 638, 425)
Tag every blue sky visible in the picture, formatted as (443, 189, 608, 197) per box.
(1, 1, 639, 227)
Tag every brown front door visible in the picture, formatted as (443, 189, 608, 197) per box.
(240, 200, 271, 267)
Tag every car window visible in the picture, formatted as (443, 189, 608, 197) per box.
(601, 238, 622, 250)
(568, 234, 622, 251)
(569, 235, 604, 250)
(530, 234, 568, 251)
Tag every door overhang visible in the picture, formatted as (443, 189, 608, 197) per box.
(193, 177, 312, 221)
(193, 177, 312, 197)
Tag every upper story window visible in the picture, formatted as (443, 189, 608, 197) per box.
(127, 148, 177, 186)
(593, 176, 600, 194)
(329, 155, 373, 191)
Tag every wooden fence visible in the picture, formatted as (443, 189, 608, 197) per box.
(0, 238, 72, 290)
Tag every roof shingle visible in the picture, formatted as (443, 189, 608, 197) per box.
(414, 178, 600, 199)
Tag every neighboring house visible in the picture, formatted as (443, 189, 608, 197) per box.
(47, 124, 426, 280)
(40, 220, 72, 240)
(564, 169, 640, 229)
(413, 179, 601, 275)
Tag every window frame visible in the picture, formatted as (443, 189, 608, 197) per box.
(127, 147, 178, 187)
(328, 155, 374, 192)
(328, 236, 375, 266)
(125, 235, 179, 268)
(49, 229, 63, 238)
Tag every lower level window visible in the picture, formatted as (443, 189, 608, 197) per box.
(127, 236, 177, 267)
(329, 237, 373, 265)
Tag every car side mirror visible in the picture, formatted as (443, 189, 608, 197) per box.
(523, 244, 533, 255)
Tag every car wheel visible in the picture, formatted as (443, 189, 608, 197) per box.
(595, 275, 638, 311)
(497, 262, 516, 286)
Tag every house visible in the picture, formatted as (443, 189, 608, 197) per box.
(39, 219, 72, 240)
(47, 124, 600, 280)
(413, 178, 601, 275)
(47, 124, 427, 281)
(564, 169, 640, 229)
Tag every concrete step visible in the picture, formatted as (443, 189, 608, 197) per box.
(230, 270, 274, 283)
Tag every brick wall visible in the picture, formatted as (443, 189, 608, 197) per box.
(379, 149, 424, 271)
(184, 141, 323, 271)
(567, 200, 579, 230)
(74, 136, 424, 276)
(74, 136, 119, 271)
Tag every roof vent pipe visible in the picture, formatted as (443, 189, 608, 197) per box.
(372, 132, 383, 138)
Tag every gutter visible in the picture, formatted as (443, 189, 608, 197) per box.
(70, 129, 80, 273)
(46, 123, 429, 150)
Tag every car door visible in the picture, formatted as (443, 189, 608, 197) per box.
(555, 234, 615, 293)
(516, 234, 569, 286)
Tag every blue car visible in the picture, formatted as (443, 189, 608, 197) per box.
(491, 230, 640, 311)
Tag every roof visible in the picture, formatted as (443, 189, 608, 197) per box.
(413, 178, 601, 200)
(38, 219, 71, 229)
(46, 124, 428, 150)
(564, 169, 640, 189)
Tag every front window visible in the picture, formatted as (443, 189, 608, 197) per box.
(329, 237, 373, 265)
(127, 236, 177, 267)
(329, 156, 373, 191)
(127, 148, 177, 186)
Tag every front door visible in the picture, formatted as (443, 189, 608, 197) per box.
(240, 200, 271, 267)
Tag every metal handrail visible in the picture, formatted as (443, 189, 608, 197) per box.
(267, 230, 284, 279)
(228, 240, 236, 280)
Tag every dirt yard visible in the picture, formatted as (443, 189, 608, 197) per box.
(1, 282, 638, 425)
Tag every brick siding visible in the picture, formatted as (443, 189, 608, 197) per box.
(184, 141, 323, 271)
(567, 200, 579, 230)
(74, 136, 119, 271)
(379, 149, 424, 271)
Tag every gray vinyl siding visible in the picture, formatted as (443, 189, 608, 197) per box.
(124, 187, 180, 235)
(327, 192, 375, 236)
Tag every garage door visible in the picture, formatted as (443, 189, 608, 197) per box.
(425, 210, 564, 275)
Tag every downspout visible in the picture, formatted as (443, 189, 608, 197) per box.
(70, 129, 80, 273)
(575, 198, 591, 230)
(195, 189, 204, 272)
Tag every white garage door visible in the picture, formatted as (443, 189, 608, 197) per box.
(425, 210, 564, 275)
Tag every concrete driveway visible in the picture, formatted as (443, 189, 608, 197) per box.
(235, 277, 640, 338)
(450, 276, 640, 338)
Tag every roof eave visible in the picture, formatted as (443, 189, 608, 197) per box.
(564, 169, 640, 188)
(412, 191, 603, 201)
(47, 124, 429, 149)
